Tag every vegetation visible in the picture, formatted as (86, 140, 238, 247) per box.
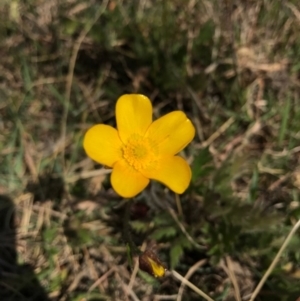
(1, 0, 300, 300)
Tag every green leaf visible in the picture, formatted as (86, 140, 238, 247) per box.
(170, 244, 184, 269)
(152, 213, 173, 226)
(248, 168, 259, 203)
(279, 93, 291, 145)
(192, 147, 213, 181)
(21, 59, 32, 92)
(130, 220, 148, 233)
(177, 235, 193, 250)
(150, 226, 177, 240)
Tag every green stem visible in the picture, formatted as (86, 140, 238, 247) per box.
(122, 200, 141, 269)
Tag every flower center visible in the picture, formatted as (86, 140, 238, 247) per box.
(122, 134, 158, 171)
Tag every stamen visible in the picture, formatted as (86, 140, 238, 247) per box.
(122, 134, 158, 171)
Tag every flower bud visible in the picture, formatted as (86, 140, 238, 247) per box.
(139, 249, 166, 278)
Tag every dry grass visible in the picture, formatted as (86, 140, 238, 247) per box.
(1, 0, 300, 300)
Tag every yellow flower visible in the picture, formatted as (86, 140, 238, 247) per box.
(83, 94, 195, 198)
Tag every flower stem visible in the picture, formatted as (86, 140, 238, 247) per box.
(175, 193, 183, 216)
(122, 200, 141, 267)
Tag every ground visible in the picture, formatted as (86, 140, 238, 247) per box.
(1, 0, 300, 300)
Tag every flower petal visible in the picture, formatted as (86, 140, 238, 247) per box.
(145, 111, 195, 155)
(111, 159, 150, 198)
(83, 124, 122, 167)
(142, 156, 191, 194)
(116, 94, 152, 143)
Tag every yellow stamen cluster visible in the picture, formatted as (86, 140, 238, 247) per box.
(122, 134, 158, 171)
